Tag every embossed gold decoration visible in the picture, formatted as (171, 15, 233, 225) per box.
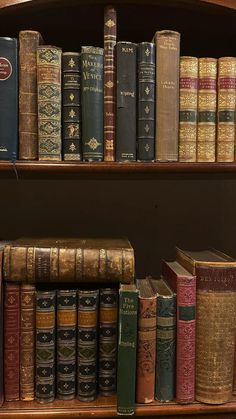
(105, 18, 115, 28)
(86, 137, 101, 150)
(68, 58, 75, 68)
(105, 80, 114, 88)
(69, 109, 76, 118)
(180, 56, 198, 77)
(144, 105, 150, 114)
(145, 48, 150, 57)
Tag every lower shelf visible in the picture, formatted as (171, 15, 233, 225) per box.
(1, 395, 236, 418)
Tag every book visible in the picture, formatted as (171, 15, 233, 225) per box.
(0, 243, 7, 406)
(162, 261, 196, 404)
(176, 247, 236, 404)
(77, 289, 99, 401)
(37, 45, 62, 161)
(149, 277, 176, 402)
(117, 284, 138, 415)
(104, 5, 117, 162)
(116, 42, 137, 161)
(217, 57, 236, 162)
(179, 56, 198, 162)
(19, 30, 43, 160)
(197, 57, 217, 162)
(153, 30, 180, 161)
(81, 46, 104, 161)
(20, 284, 36, 401)
(62, 52, 82, 161)
(136, 278, 157, 404)
(3, 238, 135, 284)
(137, 42, 155, 161)
(0, 37, 18, 161)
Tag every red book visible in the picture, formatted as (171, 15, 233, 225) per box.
(162, 260, 196, 404)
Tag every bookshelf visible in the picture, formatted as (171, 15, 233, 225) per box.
(0, 0, 236, 418)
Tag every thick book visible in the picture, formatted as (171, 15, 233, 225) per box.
(197, 58, 217, 162)
(136, 278, 157, 404)
(137, 42, 155, 161)
(217, 57, 236, 162)
(116, 42, 137, 161)
(0, 243, 8, 406)
(149, 277, 176, 402)
(179, 56, 198, 162)
(81, 46, 104, 161)
(57, 289, 77, 400)
(37, 45, 62, 161)
(153, 30, 180, 161)
(19, 30, 43, 160)
(176, 247, 236, 404)
(77, 289, 99, 401)
(62, 52, 82, 161)
(3, 238, 135, 284)
(0, 37, 18, 161)
(104, 5, 117, 162)
(99, 288, 118, 396)
(20, 284, 36, 401)
(117, 284, 138, 415)
(162, 261, 196, 404)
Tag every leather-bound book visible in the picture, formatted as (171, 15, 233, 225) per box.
(4, 238, 134, 284)
(81, 46, 104, 161)
(4, 283, 20, 401)
(57, 289, 77, 400)
(137, 43, 155, 161)
(77, 289, 99, 401)
(217, 57, 236, 162)
(149, 277, 176, 402)
(0, 37, 18, 161)
(104, 5, 117, 162)
(176, 247, 236, 404)
(19, 30, 43, 160)
(20, 284, 36, 401)
(197, 58, 217, 162)
(136, 279, 156, 404)
(233, 341, 236, 395)
(153, 30, 180, 161)
(179, 56, 198, 162)
(98, 288, 118, 396)
(0, 243, 8, 406)
(62, 52, 82, 161)
(162, 261, 196, 404)
(116, 42, 137, 161)
(37, 45, 62, 161)
(36, 290, 56, 403)
(117, 284, 138, 415)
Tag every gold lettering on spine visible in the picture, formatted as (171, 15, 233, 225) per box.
(99, 248, 106, 279)
(27, 247, 34, 282)
(50, 247, 58, 281)
(76, 248, 82, 281)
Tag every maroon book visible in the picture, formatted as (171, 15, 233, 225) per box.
(162, 260, 196, 404)
(4, 283, 20, 401)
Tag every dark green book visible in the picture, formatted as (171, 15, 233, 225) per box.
(117, 284, 138, 415)
(149, 278, 176, 402)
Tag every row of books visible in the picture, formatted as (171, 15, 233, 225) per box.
(0, 5, 235, 164)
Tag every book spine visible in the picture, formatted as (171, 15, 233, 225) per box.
(20, 284, 36, 401)
(179, 56, 198, 162)
(104, 5, 117, 162)
(0, 38, 18, 161)
(154, 30, 180, 161)
(4, 245, 135, 284)
(57, 289, 77, 400)
(19, 31, 43, 160)
(36, 290, 56, 403)
(233, 337, 236, 395)
(62, 52, 82, 161)
(116, 42, 137, 161)
(137, 42, 155, 161)
(37, 45, 62, 161)
(217, 57, 236, 162)
(99, 288, 118, 396)
(197, 58, 217, 162)
(0, 249, 4, 407)
(77, 289, 99, 401)
(81, 46, 104, 161)
(195, 266, 236, 404)
(136, 295, 156, 403)
(117, 287, 138, 415)
(155, 295, 176, 402)
(4, 283, 20, 401)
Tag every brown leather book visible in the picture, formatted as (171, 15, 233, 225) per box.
(153, 30, 180, 161)
(0, 243, 8, 406)
(19, 30, 43, 160)
(4, 238, 135, 283)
